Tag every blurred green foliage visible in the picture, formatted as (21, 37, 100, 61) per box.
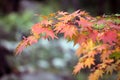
(0, 0, 60, 33)
(0, 11, 35, 32)
(93, 24, 105, 30)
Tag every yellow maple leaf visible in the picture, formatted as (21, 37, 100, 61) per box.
(86, 39, 95, 51)
(84, 57, 95, 68)
(100, 49, 112, 61)
(76, 39, 95, 57)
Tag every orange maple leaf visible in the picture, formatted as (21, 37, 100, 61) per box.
(55, 23, 77, 38)
(88, 50, 97, 57)
(60, 25, 77, 38)
(73, 62, 84, 74)
(54, 22, 65, 33)
(15, 36, 38, 55)
(32, 23, 57, 39)
(31, 23, 42, 34)
(89, 69, 104, 80)
(15, 40, 28, 55)
(100, 49, 112, 61)
(84, 57, 95, 68)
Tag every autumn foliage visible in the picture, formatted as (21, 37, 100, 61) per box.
(15, 10, 120, 80)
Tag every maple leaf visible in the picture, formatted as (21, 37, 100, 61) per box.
(54, 22, 65, 33)
(115, 60, 120, 65)
(84, 57, 95, 68)
(76, 17, 93, 28)
(100, 30, 117, 44)
(32, 23, 57, 39)
(31, 23, 42, 34)
(43, 28, 58, 39)
(76, 42, 89, 56)
(98, 63, 107, 70)
(74, 34, 87, 44)
(15, 39, 28, 55)
(58, 11, 68, 15)
(85, 39, 96, 51)
(110, 51, 120, 60)
(76, 39, 96, 56)
(27, 36, 38, 45)
(79, 11, 88, 16)
(55, 22, 77, 38)
(76, 46, 84, 57)
(103, 59, 114, 64)
(15, 36, 38, 55)
(100, 49, 112, 61)
(88, 50, 97, 57)
(88, 73, 97, 80)
(106, 64, 117, 74)
(58, 14, 73, 23)
(93, 19, 106, 30)
(58, 10, 80, 23)
(89, 69, 104, 80)
(73, 62, 84, 74)
(108, 22, 120, 30)
(88, 29, 98, 41)
(70, 10, 80, 17)
(60, 25, 77, 38)
(93, 24, 105, 30)
(96, 44, 108, 52)
(94, 69, 104, 78)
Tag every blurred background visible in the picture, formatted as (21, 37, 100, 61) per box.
(0, 0, 120, 80)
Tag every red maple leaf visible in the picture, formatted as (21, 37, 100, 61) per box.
(109, 22, 120, 30)
(100, 30, 117, 44)
(43, 28, 58, 39)
(32, 23, 57, 39)
(75, 34, 87, 44)
(88, 29, 98, 41)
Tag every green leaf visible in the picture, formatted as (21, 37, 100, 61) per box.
(110, 51, 120, 60)
(93, 24, 104, 30)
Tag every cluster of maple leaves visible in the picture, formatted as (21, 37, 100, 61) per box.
(16, 10, 120, 80)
